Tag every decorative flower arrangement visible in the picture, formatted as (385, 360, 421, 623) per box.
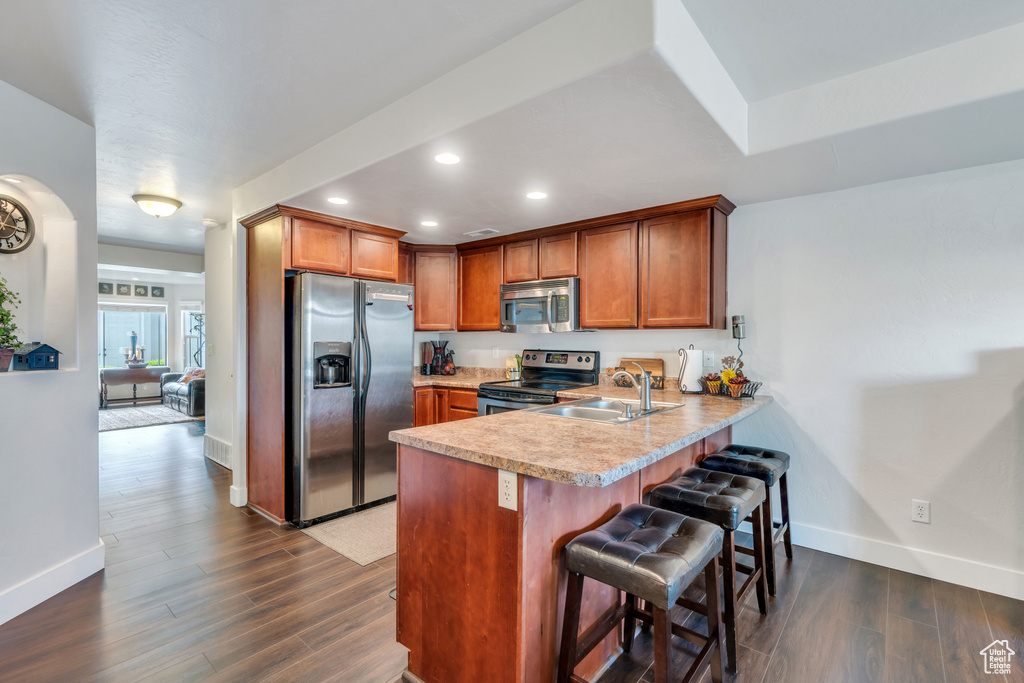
(727, 374, 750, 397)
(702, 372, 722, 394)
(0, 277, 21, 372)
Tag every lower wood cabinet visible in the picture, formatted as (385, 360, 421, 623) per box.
(413, 387, 478, 425)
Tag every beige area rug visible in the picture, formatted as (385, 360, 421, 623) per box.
(98, 404, 205, 432)
(302, 502, 397, 566)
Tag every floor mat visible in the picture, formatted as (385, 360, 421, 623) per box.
(99, 404, 204, 432)
(301, 502, 397, 566)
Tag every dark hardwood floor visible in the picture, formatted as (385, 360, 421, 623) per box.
(597, 535, 1024, 683)
(0, 421, 405, 683)
(2, 421, 1020, 682)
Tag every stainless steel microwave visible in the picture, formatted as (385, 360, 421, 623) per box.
(499, 278, 580, 333)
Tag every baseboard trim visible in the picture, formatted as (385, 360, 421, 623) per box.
(792, 522, 1024, 600)
(229, 485, 247, 507)
(0, 539, 106, 627)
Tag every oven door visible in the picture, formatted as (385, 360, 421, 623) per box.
(477, 394, 556, 417)
(499, 279, 579, 333)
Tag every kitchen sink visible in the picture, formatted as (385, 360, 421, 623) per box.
(529, 397, 684, 424)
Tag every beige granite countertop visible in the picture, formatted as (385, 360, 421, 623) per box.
(390, 393, 772, 487)
(412, 367, 505, 390)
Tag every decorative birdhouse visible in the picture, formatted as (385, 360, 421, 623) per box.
(11, 342, 60, 370)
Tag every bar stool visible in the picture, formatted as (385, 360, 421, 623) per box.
(699, 444, 792, 595)
(649, 468, 768, 673)
(557, 503, 725, 683)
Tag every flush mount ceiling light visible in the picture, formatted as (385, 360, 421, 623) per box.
(526, 191, 548, 199)
(421, 221, 438, 227)
(434, 153, 460, 165)
(327, 197, 349, 205)
(132, 194, 181, 218)
(3, 178, 22, 184)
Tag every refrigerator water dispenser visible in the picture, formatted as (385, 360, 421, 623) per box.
(313, 341, 351, 388)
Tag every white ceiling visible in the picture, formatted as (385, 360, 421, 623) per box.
(0, 0, 578, 253)
(2, 0, 1024, 252)
(680, 0, 1024, 101)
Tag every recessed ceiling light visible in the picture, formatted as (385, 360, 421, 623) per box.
(435, 153, 460, 165)
(132, 194, 182, 217)
(131, 277, 140, 281)
(3, 178, 22, 183)
(526, 191, 548, 199)
(420, 221, 438, 227)
(327, 197, 348, 205)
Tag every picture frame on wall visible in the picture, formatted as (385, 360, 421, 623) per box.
(151, 286, 165, 298)
(98, 282, 113, 295)
(134, 285, 149, 297)
(116, 283, 132, 296)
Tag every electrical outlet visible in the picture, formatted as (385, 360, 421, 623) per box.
(703, 351, 715, 366)
(498, 469, 517, 511)
(492, 346, 500, 359)
(912, 499, 930, 524)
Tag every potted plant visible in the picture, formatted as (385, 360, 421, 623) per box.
(0, 277, 21, 372)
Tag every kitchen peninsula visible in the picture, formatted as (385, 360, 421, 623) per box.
(389, 391, 771, 683)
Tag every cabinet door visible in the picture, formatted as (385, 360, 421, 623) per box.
(291, 218, 349, 274)
(414, 251, 456, 331)
(414, 387, 436, 427)
(457, 245, 503, 331)
(578, 221, 638, 328)
(434, 389, 450, 424)
(398, 244, 414, 284)
(350, 230, 399, 281)
(640, 210, 721, 328)
(448, 407, 477, 422)
(539, 232, 578, 278)
(503, 239, 539, 283)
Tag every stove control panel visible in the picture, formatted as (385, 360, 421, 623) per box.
(520, 349, 599, 371)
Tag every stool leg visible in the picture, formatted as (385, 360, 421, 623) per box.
(721, 530, 738, 673)
(557, 572, 585, 683)
(623, 593, 636, 653)
(751, 504, 768, 616)
(652, 604, 673, 683)
(704, 560, 724, 683)
(762, 486, 777, 596)
(780, 472, 793, 560)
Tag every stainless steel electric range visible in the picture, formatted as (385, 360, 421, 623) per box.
(476, 349, 600, 416)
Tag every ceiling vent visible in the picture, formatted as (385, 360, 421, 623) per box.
(463, 228, 500, 238)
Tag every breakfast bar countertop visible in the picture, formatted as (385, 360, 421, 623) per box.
(389, 393, 772, 487)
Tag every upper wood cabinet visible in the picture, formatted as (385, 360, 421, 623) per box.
(503, 239, 539, 283)
(291, 218, 349, 274)
(398, 243, 414, 284)
(350, 230, 399, 281)
(458, 245, 503, 330)
(578, 221, 639, 328)
(539, 232, 578, 278)
(639, 209, 726, 329)
(413, 250, 456, 331)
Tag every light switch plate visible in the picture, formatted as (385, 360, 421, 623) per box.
(703, 351, 715, 366)
(498, 469, 517, 511)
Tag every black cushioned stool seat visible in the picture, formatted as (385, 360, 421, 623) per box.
(700, 444, 793, 595)
(649, 468, 769, 674)
(558, 503, 725, 683)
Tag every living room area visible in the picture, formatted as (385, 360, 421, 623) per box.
(96, 243, 207, 435)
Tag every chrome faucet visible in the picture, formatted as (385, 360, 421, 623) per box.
(611, 362, 653, 413)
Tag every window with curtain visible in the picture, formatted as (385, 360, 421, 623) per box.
(181, 303, 205, 369)
(97, 303, 168, 368)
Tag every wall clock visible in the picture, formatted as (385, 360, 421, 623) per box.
(0, 195, 34, 254)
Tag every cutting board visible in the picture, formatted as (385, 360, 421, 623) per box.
(618, 357, 664, 378)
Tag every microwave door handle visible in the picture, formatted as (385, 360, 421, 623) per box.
(547, 291, 555, 332)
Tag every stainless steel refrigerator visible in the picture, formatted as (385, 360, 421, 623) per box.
(286, 272, 414, 527)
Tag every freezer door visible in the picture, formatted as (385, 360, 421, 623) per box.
(293, 273, 357, 524)
(356, 281, 414, 505)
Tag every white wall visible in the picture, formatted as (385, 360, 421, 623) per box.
(0, 79, 101, 625)
(439, 158, 1024, 599)
(727, 159, 1024, 598)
